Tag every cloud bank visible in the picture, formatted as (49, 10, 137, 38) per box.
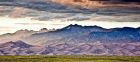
(0, 0, 140, 34)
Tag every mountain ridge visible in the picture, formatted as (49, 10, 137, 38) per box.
(0, 40, 139, 56)
(22, 24, 140, 45)
(0, 25, 139, 55)
(0, 24, 140, 45)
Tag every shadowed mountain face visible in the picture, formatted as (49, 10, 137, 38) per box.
(18, 24, 140, 45)
(0, 25, 140, 45)
(0, 40, 32, 48)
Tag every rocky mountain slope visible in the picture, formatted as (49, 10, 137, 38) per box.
(0, 25, 139, 56)
(0, 40, 139, 56)
(0, 40, 44, 55)
(0, 24, 140, 45)
(23, 24, 140, 45)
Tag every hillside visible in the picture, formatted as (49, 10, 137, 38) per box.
(23, 24, 140, 45)
(0, 40, 139, 55)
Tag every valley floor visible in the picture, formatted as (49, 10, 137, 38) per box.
(0, 55, 139, 62)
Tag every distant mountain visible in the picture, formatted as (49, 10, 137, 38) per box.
(0, 40, 45, 55)
(0, 28, 49, 43)
(0, 40, 32, 48)
(0, 40, 139, 56)
(43, 42, 140, 56)
(23, 24, 140, 45)
(0, 24, 140, 45)
(0, 25, 140, 56)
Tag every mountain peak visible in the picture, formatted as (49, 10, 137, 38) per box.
(65, 24, 83, 29)
(0, 40, 32, 48)
(66, 24, 102, 29)
(13, 40, 32, 48)
(14, 29, 33, 34)
(40, 28, 48, 32)
(14, 40, 26, 44)
(60, 24, 105, 32)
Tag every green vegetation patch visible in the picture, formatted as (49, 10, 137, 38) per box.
(0, 55, 139, 62)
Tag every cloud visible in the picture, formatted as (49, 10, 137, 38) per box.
(121, 0, 140, 2)
(9, 7, 26, 18)
(15, 23, 45, 25)
(0, 0, 140, 22)
(0, 5, 140, 22)
(0, 16, 140, 34)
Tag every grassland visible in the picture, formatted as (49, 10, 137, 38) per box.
(0, 55, 139, 62)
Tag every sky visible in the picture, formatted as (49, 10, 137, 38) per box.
(0, 0, 140, 34)
(0, 16, 140, 35)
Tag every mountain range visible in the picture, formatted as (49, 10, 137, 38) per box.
(0, 0, 140, 55)
(22, 24, 140, 45)
(0, 24, 139, 55)
(0, 40, 139, 56)
(0, 28, 49, 43)
(0, 24, 140, 45)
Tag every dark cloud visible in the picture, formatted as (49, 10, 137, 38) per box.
(0, 0, 140, 22)
(104, 0, 139, 2)
(68, 17, 90, 21)
(0, 0, 15, 2)
(121, 0, 140, 2)
(89, 0, 140, 2)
